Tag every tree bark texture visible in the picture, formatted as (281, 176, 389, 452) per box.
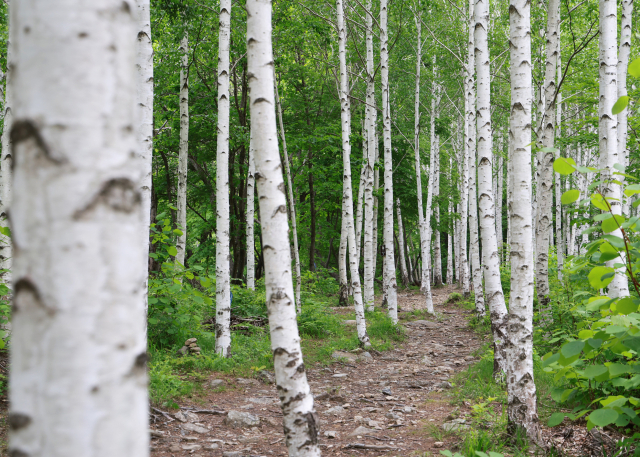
(176, 33, 189, 267)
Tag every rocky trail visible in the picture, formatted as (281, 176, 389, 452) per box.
(149, 285, 483, 457)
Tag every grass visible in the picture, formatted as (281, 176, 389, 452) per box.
(148, 295, 405, 408)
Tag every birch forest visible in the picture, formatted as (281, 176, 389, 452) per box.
(2, 0, 640, 455)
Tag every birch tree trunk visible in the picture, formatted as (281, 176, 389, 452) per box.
(447, 201, 453, 284)
(135, 0, 153, 307)
(495, 144, 503, 260)
(215, 0, 232, 356)
(0, 8, 13, 280)
(460, 88, 470, 296)
(618, 0, 633, 219)
(363, 0, 376, 311)
(338, 217, 349, 306)
(475, 0, 508, 375)
(355, 120, 366, 266)
(396, 199, 409, 287)
(247, 137, 256, 290)
(337, 0, 370, 344)
(372, 134, 380, 282)
(9, 2, 149, 455)
(507, 0, 541, 439)
(246, 2, 320, 452)
(555, 56, 563, 280)
(467, 0, 484, 315)
(274, 76, 302, 312)
(176, 33, 189, 267)
(412, 12, 433, 313)
(380, 0, 397, 322)
(431, 63, 443, 288)
(600, 0, 629, 298)
(536, 0, 560, 310)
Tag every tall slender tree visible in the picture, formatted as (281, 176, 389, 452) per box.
(176, 31, 189, 267)
(215, 0, 232, 356)
(246, 0, 320, 452)
(0, 2, 13, 280)
(507, 0, 541, 439)
(600, 0, 629, 297)
(413, 9, 434, 313)
(247, 136, 256, 290)
(618, 0, 633, 218)
(9, 1, 149, 455)
(338, 0, 370, 344)
(475, 0, 508, 374)
(536, 0, 560, 311)
(380, 0, 398, 323)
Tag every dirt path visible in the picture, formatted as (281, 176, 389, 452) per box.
(150, 285, 482, 457)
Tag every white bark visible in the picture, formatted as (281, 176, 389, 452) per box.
(355, 119, 366, 266)
(475, 0, 508, 374)
(618, 0, 633, 219)
(555, 54, 563, 280)
(460, 90, 470, 296)
(176, 33, 189, 267)
(338, 216, 349, 306)
(135, 0, 153, 327)
(246, 1, 320, 452)
(396, 199, 409, 287)
(247, 136, 256, 290)
(337, 0, 370, 344)
(507, 0, 541, 439)
(413, 11, 434, 313)
(600, 0, 629, 297)
(466, 0, 484, 315)
(447, 199, 454, 284)
(9, 2, 148, 455)
(363, 0, 376, 311)
(274, 76, 302, 312)
(536, 0, 560, 309)
(430, 58, 442, 288)
(0, 10, 13, 280)
(495, 142, 503, 260)
(380, 0, 397, 322)
(372, 131, 379, 282)
(215, 0, 232, 356)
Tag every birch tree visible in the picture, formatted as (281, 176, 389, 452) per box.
(247, 137, 256, 290)
(600, 0, 629, 297)
(246, 0, 320, 452)
(363, 0, 376, 311)
(535, 0, 560, 310)
(413, 11, 434, 313)
(618, 0, 633, 218)
(176, 32, 189, 267)
(338, 0, 370, 344)
(0, 7, 13, 280)
(475, 0, 508, 374)
(9, 2, 148, 455)
(506, 0, 541, 439)
(275, 76, 302, 312)
(466, 0, 484, 316)
(380, 0, 398, 322)
(396, 199, 409, 287)
(215, 0, 232, 356)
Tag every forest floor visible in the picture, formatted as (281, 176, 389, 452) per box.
(147, 285, 488, 457)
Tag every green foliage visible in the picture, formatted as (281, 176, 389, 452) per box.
(543, 158, 640, 431)
(147, 217, 216, 349)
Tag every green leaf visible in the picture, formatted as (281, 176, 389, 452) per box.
(561, 189, 580, 205)
(0, 227, 11, 238)
(603, 235, 625, 248)
(167, 246, 178, 257)
(588, 409, 619, 428)
(609, 364, 631, 377)
(614, 163, 626, 172)
(623, 336, 640, 352)
(584, 365, 609, 379)
(541, 147, 559, 153)
(591, 194, 610, 211)
(612, 96, 630, 115)
(588, 266, 616, 289)
(554, 157, 577, 175)
(561, 340, 585, 358)
(616, 298, 638, 315)
(629, 58, 640, 78)
(173, 229, 184, 236)
(602, 214, 625, 233)
(548, 413, 566, 427)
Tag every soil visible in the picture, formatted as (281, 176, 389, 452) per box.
(149, 285, 482, 456)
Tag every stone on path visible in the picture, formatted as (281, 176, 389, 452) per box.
(224, 410, 260, 428)
(348, 426, 379, 437)
(181, 423, 209, 434)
